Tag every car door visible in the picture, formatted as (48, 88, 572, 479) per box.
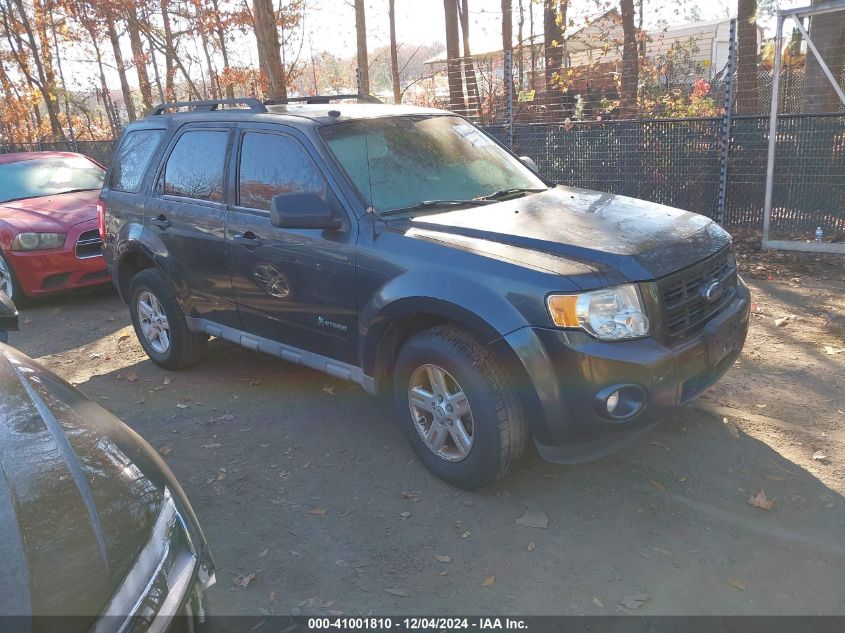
(226, 126, 358, 365)
(144, 123, 238, 325)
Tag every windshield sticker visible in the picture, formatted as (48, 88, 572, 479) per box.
(453, 123, 494, 147)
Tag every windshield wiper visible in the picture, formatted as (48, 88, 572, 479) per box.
(379, 199, 495, 218)
(476, 187, 548, 201)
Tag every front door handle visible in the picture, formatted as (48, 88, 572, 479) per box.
(233, 231, 262, 248)
(150, 215, 171, 229)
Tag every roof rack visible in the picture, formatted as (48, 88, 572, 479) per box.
(264, 94, 383, 105)
(151, 98, 268, 115)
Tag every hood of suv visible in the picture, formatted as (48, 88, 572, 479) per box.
(0, 344, 199, 628)
(396, 186, 731, 288)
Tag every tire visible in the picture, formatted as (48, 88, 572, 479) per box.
(392, 325, 527, 489)
(128, 268, 207, 369)
(0, 250, 26, 304)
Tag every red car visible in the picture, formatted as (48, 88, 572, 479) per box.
(0, 151, 111, 301)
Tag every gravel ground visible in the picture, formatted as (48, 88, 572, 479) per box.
(10, 253, 845, 617)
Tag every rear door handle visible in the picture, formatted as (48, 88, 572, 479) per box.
(233, 231, 262, 248)
(150, 215, 171, 229)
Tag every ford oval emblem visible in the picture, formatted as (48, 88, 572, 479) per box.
(703, 280, 724, 303)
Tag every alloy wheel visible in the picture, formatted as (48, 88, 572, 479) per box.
(407, 364, 475, 462)
(137, 290, 171, 354)
(0, 254, 13, 300)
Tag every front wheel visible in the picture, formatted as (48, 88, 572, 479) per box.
(0, 251, 24, 303)
(392, 325, 527, 489)
(129, 268, 207, 370)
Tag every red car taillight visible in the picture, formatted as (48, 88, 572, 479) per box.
(97, 199, 107, 241)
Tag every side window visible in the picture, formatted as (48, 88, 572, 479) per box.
(164, 130, 228, 202)
(109, 129, 165, 192)
(238, 132, 327, 211)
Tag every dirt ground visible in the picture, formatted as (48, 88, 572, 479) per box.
(11, 249, 845, 617)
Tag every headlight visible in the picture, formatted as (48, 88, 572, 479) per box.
(10, 232, 66, 251)
(547, 284, 650, 340)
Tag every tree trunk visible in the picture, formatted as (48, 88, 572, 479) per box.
(517, 0, 524, 88)
(160, 0, 177, 102)
(735, 0, 758, 115)
(459, 0, 480, 114)
(543, 0, 564, 107)
(355, 0, 369, 94)
(107, 15, 136, 120)
(253, 0, 287, 100)
(388, 0, 401, 103)
(802, 1, 845, 113)
(211, 0, 235, 99)
(128, 7, 154, 114)
(12, 0, 65, 139)
(48, 5, 74, 141)
(443, 0, 465, 112)
(619, 0, 639, 118)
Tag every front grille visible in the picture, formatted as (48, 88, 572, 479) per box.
(657, 248, 737, 341)
(76, 228, 103, 259)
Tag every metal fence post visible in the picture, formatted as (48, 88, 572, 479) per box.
(762, 13, 784, 246)
(504, 50, 514, 149)
(716, 18, 737, 226)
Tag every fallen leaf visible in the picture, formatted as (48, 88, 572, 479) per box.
(812, 450, 829, 462)
(747, 489, 774, 510)
(774, 316, 792, 327)
(308, 507, 328, 516)
(728, 578, 747, 591)
(268, 591, 276, 605)
(399, 511, 411, 519)
(435, 555, 451, 563)
(482, 575, 495, 587)
(158, 446, 172, 457)
(461, 531, 471, 538)
(117, 334, 131, 342)
(527, 542, 535, 551)
(619, 593, 650, 610)
(217, 468, 227, 481)
(234, 572, 257, 589)
(402, 491, 422, 503)
(650, 480, 667, 492)
(824, 346, 845, 355)
(126, 372, 138, 382)
(592, 597, 604, 608)
(321, 385, 336, 396)
(176, 403, 188, 409)
(163, 377, 172, 385)
(259, 548, 269, 558)
(516, 501, 549, 529)
(384, 588, 409, 597)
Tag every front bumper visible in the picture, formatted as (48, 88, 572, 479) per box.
(501, 279, 750, 463)
(7, 220, 110, 297)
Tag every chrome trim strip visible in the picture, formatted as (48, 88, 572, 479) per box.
(186, 317, 377, 394)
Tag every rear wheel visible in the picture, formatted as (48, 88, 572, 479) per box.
(129, 268, 207, 369)
(392, 325, 527, 489)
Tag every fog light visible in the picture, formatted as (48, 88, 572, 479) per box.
(606, 390, 620, 414)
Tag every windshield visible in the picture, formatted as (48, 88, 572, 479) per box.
(0, 156, 105, 204)
(319, 115, 546, 214)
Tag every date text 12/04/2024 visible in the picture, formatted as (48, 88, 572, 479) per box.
(307, 618, 528, 630)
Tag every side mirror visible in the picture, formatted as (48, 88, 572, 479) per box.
(270, 193, 342, 230)
(519, 155, 539, 172)
(0, 290, 19, 343)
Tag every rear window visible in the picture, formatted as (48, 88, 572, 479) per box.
(109, 129, 165, 192)
(163, 130, 228, 202)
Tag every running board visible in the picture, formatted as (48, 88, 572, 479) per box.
(185, 317, 377, 395)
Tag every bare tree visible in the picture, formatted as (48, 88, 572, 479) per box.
(803, 0, 845, 113)
(355, 0, 369, 94)
(543, 1, 566, 105)
(210, 0, 235, 99)
(388, 0, 401, 103)
(253, 0, 287, 100)
(619, 0, 639, 117)
(127, 6, 153, 114)
(443, 0, 464, 112)
(105, 12, 137, 120)
(735, 0, 758, 115)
